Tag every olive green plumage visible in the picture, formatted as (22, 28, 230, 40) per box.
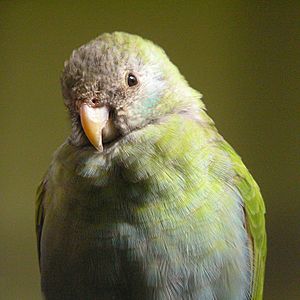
(36, 32, 266, 300)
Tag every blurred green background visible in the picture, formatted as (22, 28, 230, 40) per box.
(0, 1, 299, 299)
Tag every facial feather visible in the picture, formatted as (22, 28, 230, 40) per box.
(61, 32, 203, 150)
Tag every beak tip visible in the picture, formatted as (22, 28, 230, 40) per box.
(95, 145, 104, 152)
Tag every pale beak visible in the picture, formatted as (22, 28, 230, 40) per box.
(79, 103, 109, 152)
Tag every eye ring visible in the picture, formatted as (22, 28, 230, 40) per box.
(127, 73, 138, 87)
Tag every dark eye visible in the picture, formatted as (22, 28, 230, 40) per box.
(127, 73, 138, 87)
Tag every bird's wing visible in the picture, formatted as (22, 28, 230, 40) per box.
(223, 143, 267, 300)
(35, 175, 48, 268)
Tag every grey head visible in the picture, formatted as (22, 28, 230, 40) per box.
(61, 32, 202, 151)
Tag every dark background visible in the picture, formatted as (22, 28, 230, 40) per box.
(0, 1, 299, 299)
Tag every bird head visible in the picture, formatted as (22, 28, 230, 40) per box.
(61, 32, 202, 151)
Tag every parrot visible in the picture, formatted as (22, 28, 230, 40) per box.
(36, 32, 266, 300)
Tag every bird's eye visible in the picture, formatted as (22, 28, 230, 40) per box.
(127, 73, 138, 87)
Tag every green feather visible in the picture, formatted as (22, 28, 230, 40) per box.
(36, 32, 266, 299)
(223, 142, 267, 300)
(36, 114, 266, 299)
